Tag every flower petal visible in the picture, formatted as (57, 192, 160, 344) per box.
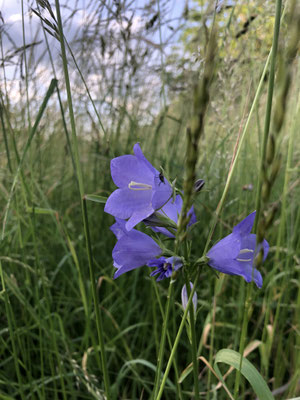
(187, 205, 197, 226)
(207, 233, 241, 262)
(159, 195, 182, 223)
(111, 154, 154, 188)
(152, 175, 173, 210)
(112, 229, 161, 272)
(125, 206, 155, 231)
(233, 211, 256, 235)
(110, 218, 127, 240)
(240, 234, 269, 262)
(208, 257, 263, 288)
(166, 256, 183, 271)
(133, 143, 157, 175)
(114, 264, 140, 279)
(104, 188, 152, 220)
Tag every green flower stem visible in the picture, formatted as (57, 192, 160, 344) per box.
(235, 1, 282, 398)
(54, 1, 111, 398)
(153, 278, 175, 399)
(184, 272, 199, 400)
(151, 279, 183, 400)
(156, 271, 200, 400)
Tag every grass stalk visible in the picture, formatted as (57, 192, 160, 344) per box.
(184, 272, 199, 400)
(152, 279, 175, 399)
(54, 2, 111, 397)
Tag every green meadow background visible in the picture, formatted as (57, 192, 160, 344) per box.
(0, 0, 299, 398)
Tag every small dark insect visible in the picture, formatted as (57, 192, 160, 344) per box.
(158, 172, 165, 185)
(194, 179, 205, 193)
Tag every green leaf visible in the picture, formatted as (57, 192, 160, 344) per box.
(26, 206, 57, 215)
(84, 194, 107, 204)
(214, 349, 275, 400)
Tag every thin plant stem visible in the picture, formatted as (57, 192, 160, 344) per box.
(54, 1, 111, 398)
(153, 278, 175, 399)
(156, 0, 166, 108)
(184, 272, 199, 400)
(151, 279, 183, 400)
(21, 0, 32, 130)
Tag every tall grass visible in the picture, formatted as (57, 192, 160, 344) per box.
(0, 0, 299, 399)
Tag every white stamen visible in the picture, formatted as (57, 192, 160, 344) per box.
(128, 181, 152, 191)
(236, 258, 252, 262)
(239, 248, 254, 254)
(163, 263, 169, 271)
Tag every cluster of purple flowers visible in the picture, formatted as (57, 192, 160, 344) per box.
(104, 143, 269, 289)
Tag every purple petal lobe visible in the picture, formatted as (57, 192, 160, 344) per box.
(152, 176, 173, 210)
(104, 188, 152, 219)
(233, 211, 256, 235)
(133, 143, 157, 175)
(125, 206, 154, 231)
(207, 233, 240, 261)
(111, 155, 154, 188)
(112, 229, 162, 279)
(110, 218, 127, 240)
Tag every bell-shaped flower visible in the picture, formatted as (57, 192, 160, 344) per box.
(145, 194, 197, 238)
(111, 218, 162, 279)
(181, 282, 197, 313)
(104, 143, 172, 231)
(148, 256, 183, 281)
(207, 211, 269, 288)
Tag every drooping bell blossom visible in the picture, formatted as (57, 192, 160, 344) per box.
(111, 218, 162, 279)
(181, 282, 197, 313)
(144, 194, 197, 238)
(104, 143, 173, 231)
(206, 211, 269, 288)
(148, 256, 183, 281)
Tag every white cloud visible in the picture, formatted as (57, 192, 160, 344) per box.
(7, 13, 22, 23)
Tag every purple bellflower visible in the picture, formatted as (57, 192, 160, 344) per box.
(111, 218, 162, 279)
(181, 282, 197, 313)
(104, 143, 173, 231)
(207, 211, 269, 288)
(148, 256, 183, 281)
(145, 194, 197, 238)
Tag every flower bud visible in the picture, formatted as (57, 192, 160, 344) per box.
(181, 282, 197, 313)
(194, 179, 205, 193)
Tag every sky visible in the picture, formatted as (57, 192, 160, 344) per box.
(0, 0, 204, 131)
